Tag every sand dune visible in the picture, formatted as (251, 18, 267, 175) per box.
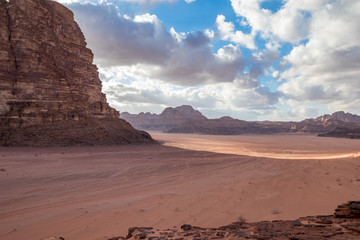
(0, 134, 359, 240)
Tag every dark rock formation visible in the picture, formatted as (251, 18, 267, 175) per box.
(318, 127, 360, 139)
(110, 201, 360, 240)
(0, 0, 153, 146)
(317, 111, 360, 123)
(121, 105, 207, 131)
(168, 116, 292, 135)
(291, 112, 360, 134)
(334, 201, 360, 218)
(122, 104, 360, 137)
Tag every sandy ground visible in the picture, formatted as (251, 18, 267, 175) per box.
(152, 132, 360, 159)
(0, 133, 359, 240)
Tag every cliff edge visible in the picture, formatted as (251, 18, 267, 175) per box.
(0, 0, 153, 146)
(116, 201, 360, 240)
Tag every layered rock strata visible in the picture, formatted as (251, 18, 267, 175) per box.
(109, 201, 360, 240)
(0, 0, 153, 146)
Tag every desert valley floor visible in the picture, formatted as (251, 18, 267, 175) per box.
(0, 133, 359, 240)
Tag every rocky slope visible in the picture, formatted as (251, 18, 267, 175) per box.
(93, 201, 359, 240)
(317, 111, 360, 123)
(168, 116, 292, 135)
(0, 0, 153, 146)
(318, 127, 360, 139)
(290, 111, 360, 134)
(121, 105, 207, 131)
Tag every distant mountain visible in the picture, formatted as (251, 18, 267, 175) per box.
(291, 111, 360, 133)
(316, 111, 360, 123)
(121, 106, 360, 139)
(167, 111, 360, 135)
(168, 116, 293, 135)
(121, 105, 207, 131)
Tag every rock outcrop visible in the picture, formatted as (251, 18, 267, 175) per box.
(0, 0, 153, 146)
(291, 112, 360, 134)
(318, 127, 360, 139)
(109, 201, 360, 240)
(317, 111, 360, 123)
(121, 105, 207, 131)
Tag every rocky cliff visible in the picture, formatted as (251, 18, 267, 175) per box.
(0, 0, 153, 146)
(101, 201, 360, 240)
(121, 105, 207, 131)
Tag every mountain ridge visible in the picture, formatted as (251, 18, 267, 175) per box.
(121, 105, 207, 131)
(121, 106, 360, 138)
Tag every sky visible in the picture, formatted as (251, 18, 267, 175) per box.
(55, 0, 360, 121)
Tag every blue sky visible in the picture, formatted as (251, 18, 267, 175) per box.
(55, 0, 360, 120)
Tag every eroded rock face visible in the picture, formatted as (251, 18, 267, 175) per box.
(0, 0, 153, 146)
(335, 201, 360, 218)
(111, 201, 360, 240)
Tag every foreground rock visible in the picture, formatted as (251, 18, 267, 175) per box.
(110, 201, 360, 240)
(0, 0, 153, 146)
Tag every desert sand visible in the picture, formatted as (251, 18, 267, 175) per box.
(0, 133, 359, 240)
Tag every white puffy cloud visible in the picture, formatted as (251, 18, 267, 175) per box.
(278, 0, 360, 114)
(69, 3, 175, 66)
(229, 0, 360, 116)
(56, 0, 360, 120)
(100, 66, 279, 120)
(230, 0, 318, 43)
(67, 3, 249, 86)
(215, 15, 256, 49)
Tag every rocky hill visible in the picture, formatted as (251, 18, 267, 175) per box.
(123, 105, 360, 138)
(318, 127, 360, 139)
(168, 110, 360, 136)
(290, 111, 360, 134)
(80, 201, 359, 240)
(168, 116, 293, 135)
(317, 111, 360, 123)
(121, 105, 207, 131)
(0, 0, 153, 146)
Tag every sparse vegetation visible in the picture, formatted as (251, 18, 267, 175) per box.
(272, 208, 280, 214)
(238, 216, 247, 223)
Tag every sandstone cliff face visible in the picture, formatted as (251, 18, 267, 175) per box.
(0, 0, 153, 146)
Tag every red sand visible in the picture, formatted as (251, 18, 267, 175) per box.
(0, 133, 359, 240)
